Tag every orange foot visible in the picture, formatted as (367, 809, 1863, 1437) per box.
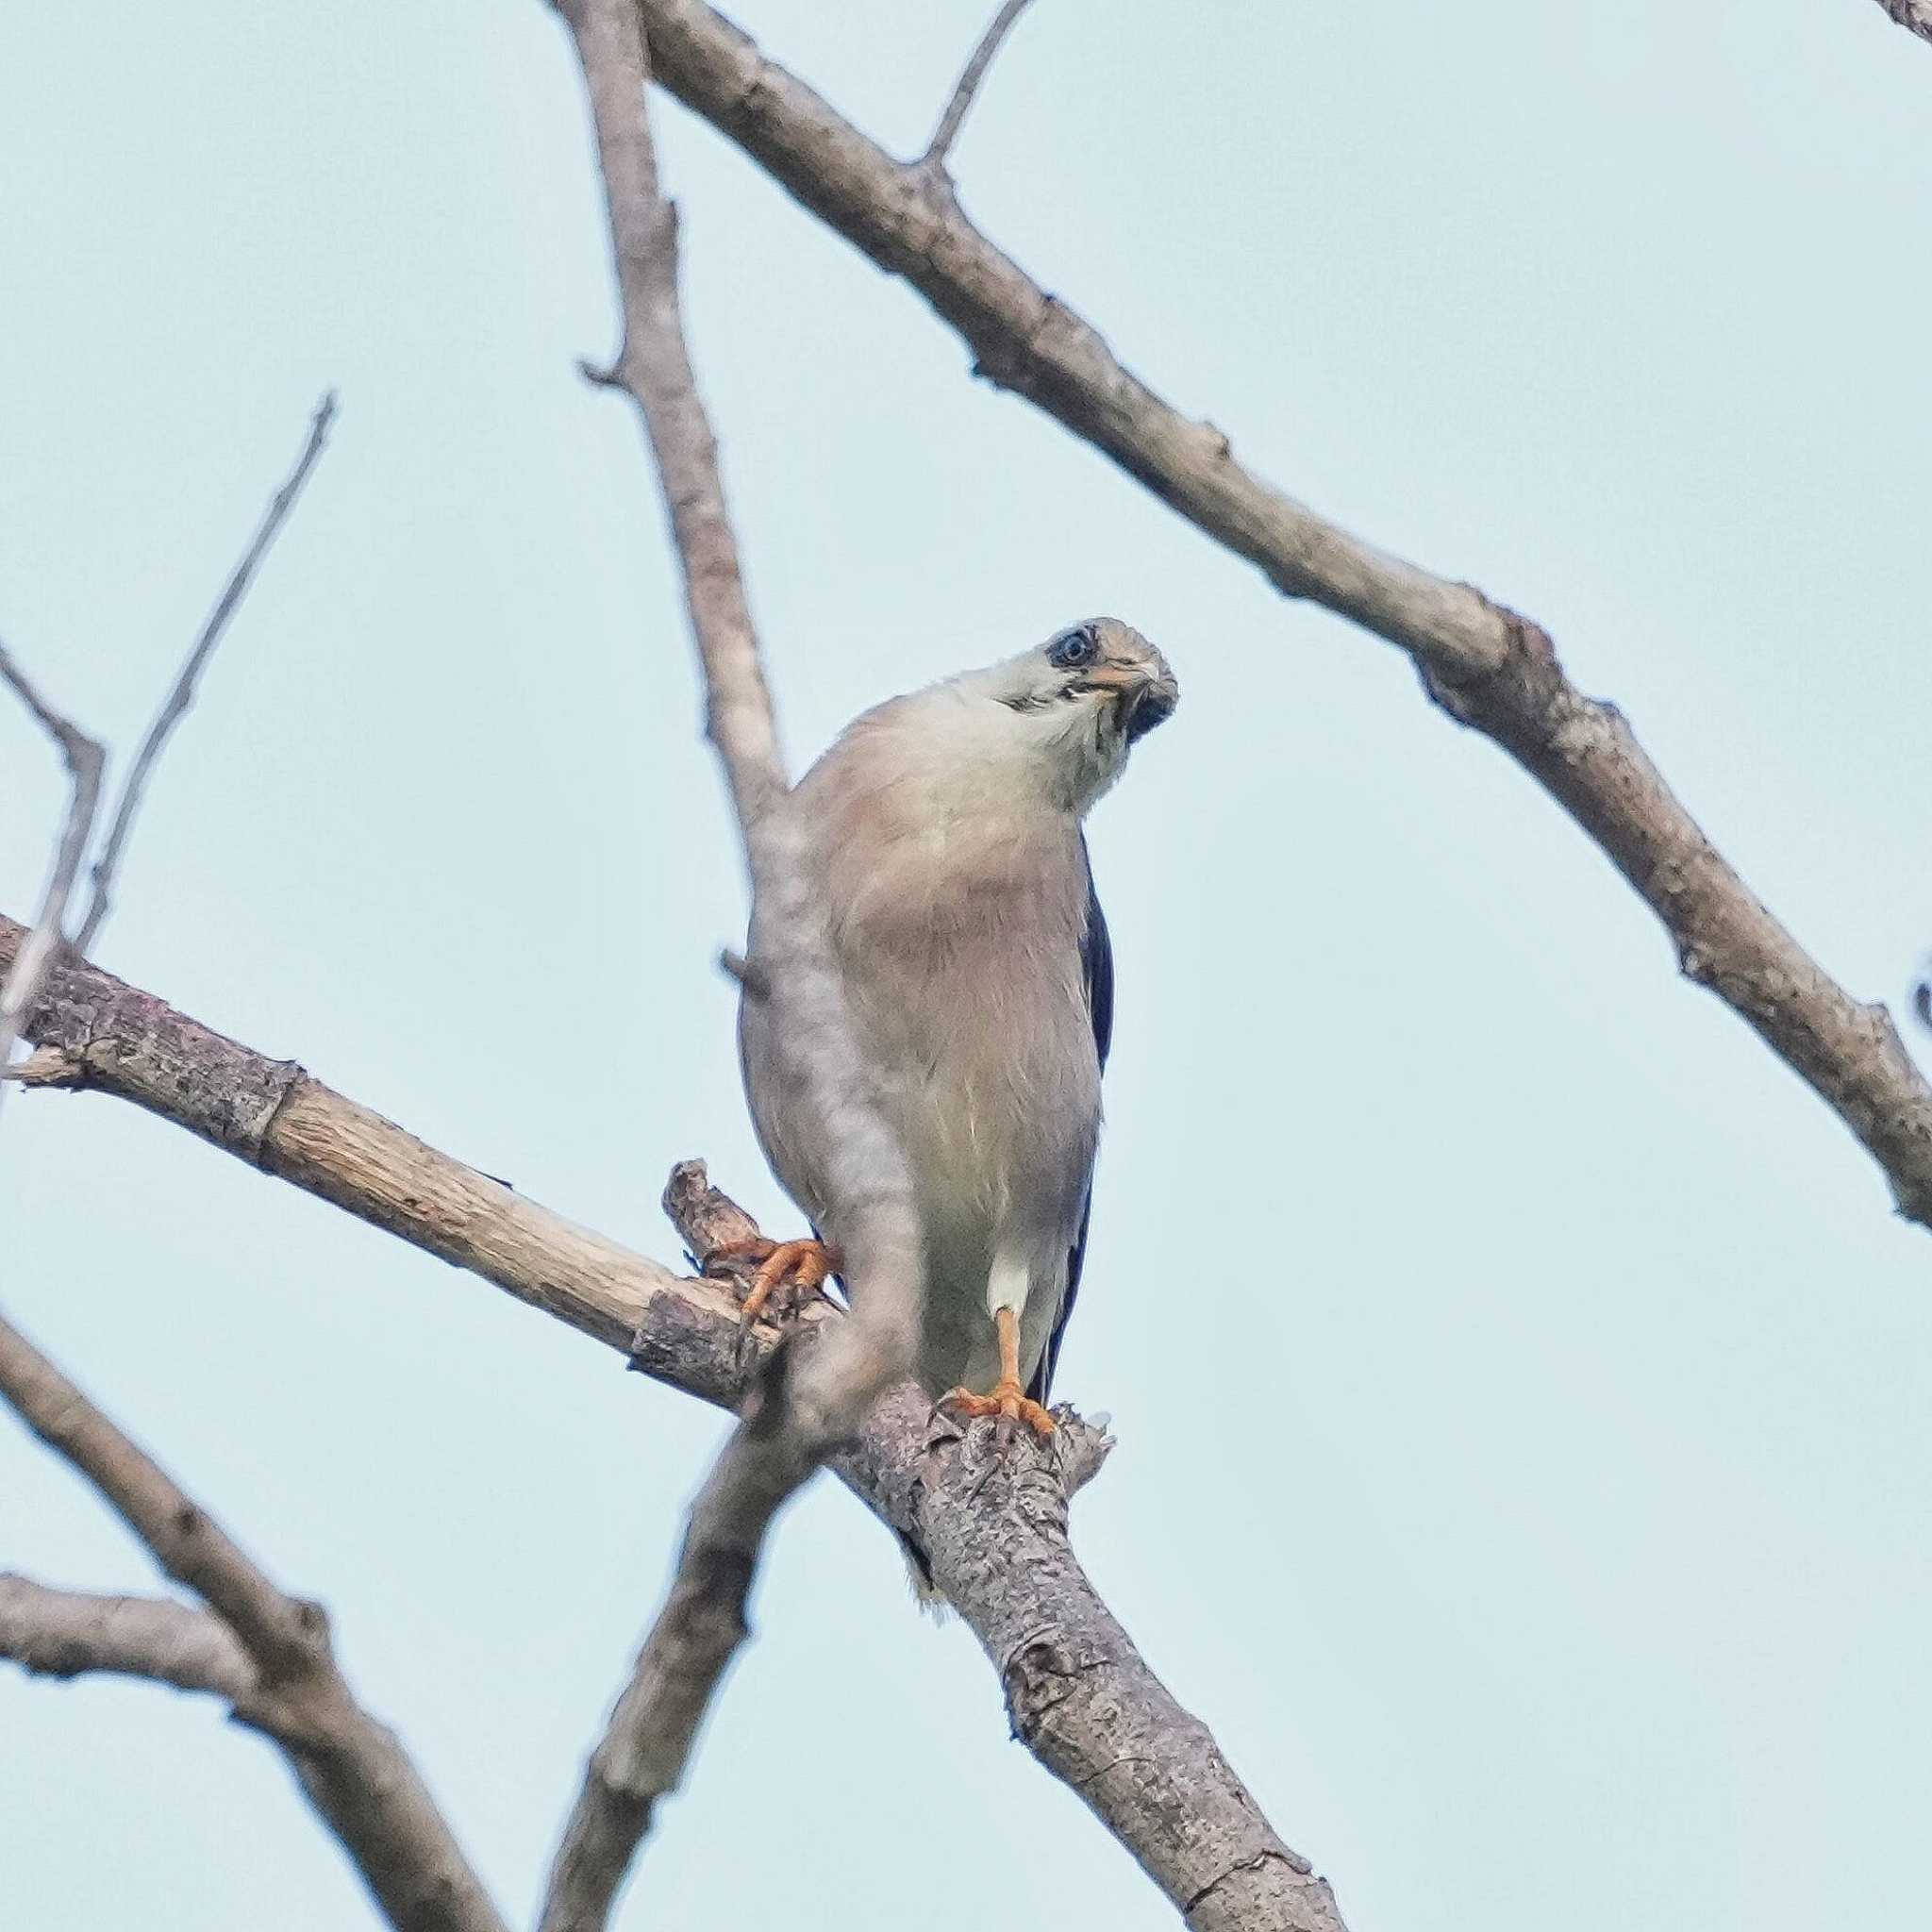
(934, 1307, 1056, 1443)
(703, 1235, 840, 1333)
(935, 1376, 1055, 1441)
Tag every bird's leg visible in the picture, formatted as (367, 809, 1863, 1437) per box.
(936, 1307, 1055, 1442)
(702, 1235, 840, 1331)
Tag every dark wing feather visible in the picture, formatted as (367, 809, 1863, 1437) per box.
(1028, 837, 1113, 1405)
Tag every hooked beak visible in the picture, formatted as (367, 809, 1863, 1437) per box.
(1074, 663, 1178, 741)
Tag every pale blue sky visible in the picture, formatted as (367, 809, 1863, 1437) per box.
(4, 4, 1930, 1928)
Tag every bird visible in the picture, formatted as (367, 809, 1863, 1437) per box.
(725, 617, 1177, 1437)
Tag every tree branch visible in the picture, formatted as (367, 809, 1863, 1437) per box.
(0, 1574, 254, 1703)
(1873, 0, 1932, 46)
(920, 0, 1038, 172)
(626, 0, 1932, 1231)
(0, 1305, 507, 1932)
(0, 646, 104, 1122)
(546, 0, 927, 1919)
(0, 916, 1348, 1931)
(72, 391, 339, 955)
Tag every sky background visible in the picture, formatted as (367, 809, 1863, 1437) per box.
(4, 3, 1931, 1928)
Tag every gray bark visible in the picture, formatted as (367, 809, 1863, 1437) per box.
(1, 916, 1349, 1929)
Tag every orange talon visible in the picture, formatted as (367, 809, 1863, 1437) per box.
(703, 1235, 840, 1331)
(935, 1307, 1055, 1442)
(936, 1377, 1056, 1441)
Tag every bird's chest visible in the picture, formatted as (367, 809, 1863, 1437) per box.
(825, 814, 1097, 1182)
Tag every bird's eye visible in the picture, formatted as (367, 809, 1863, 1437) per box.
(1047, 625, 1097, 670)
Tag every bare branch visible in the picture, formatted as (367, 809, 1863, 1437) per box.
(0, 1574, 253, 1703)
(0, 1304, 508, 1932)
(0, 644, 104, 1124)
(0, 919, 1347, 1930)
(921, 0, 1039, 172)
(73, 391, 337, 954)
(1873, 0, 1932, 46)
(629, 0, 1932, 1231)
(543, 0, 928, 1921)
(660, 1173, 1340, 1932)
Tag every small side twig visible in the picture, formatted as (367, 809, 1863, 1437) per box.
(920, 0, 1038, 173)
(717, 945, 770, 998)
(73, 391, 338, 953)
(0, 646, 105, 1121)
(0, 1306, 508, 1932)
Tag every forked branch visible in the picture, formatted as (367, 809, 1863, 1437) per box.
(0, 917, 1347, 1931)
(0, 1307, 506, 1932)
(630, 0, 1932, 1231)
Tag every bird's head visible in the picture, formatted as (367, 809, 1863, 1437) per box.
(962, 617, 1178, 814)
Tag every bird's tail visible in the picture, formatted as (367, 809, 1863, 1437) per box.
(900, 1530, 950, 1618)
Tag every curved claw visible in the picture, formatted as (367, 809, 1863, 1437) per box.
(935, 1377, 1056, 1443)
(706, 1237, 839, 1347)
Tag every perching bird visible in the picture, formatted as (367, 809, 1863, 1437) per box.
(730, 618, 1177, 1435)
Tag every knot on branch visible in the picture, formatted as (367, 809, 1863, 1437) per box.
(1000, 1625, 1134, 1756)
(1415, 591, 1564, 741)
(1002, 1633, 1090, 1740)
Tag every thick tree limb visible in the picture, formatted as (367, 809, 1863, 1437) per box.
(0, 916, 1348, 1931)
(0, 1306, 507, 1932)
(659, 1168, 1341, 1932)
(73, 392, 339, 954)
(0, 646, 104, 1121)
(547, 0, 924, 1920)
(1873, 0, 1932, 46)
(626, 0, 1932, 1231)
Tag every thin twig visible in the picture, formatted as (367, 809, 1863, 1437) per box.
(72, 391, 337, 954)
(0, 919, 1338, 1928)
(0, 1304, 508, 1932)
(542, 1, 924, 1924)
(633, 0, 1932, 1231)
(0, 646, 105, 1123)
(921, 0, 1038, 171)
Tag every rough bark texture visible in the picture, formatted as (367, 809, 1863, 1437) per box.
(627, 0, 1932, 1232)
(665, 1171, 1342, 1932)
(1874, 0, 1932, 45)
(1, 916, 1347, 1931)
